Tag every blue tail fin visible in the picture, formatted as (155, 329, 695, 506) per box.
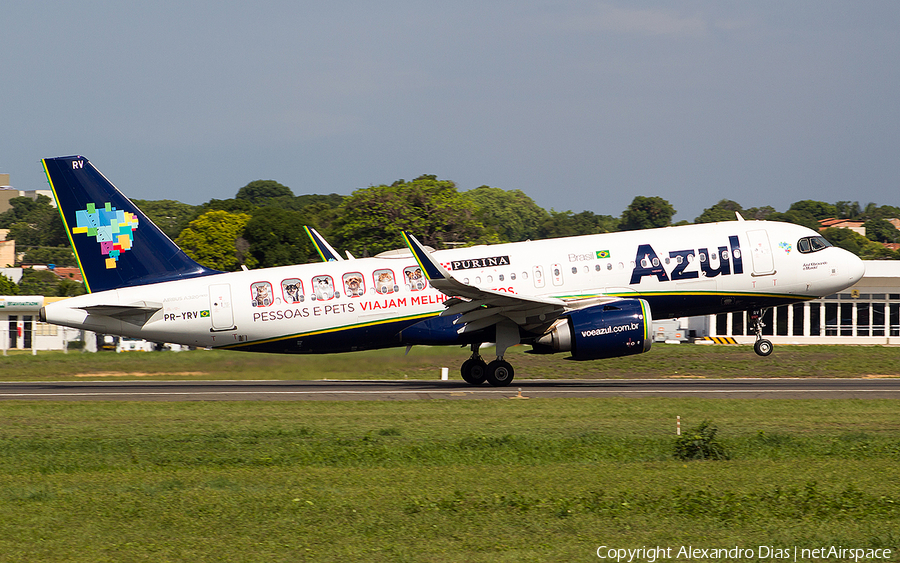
(43, 155, 219, 293)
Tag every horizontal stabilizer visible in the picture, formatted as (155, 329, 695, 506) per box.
(78, 302, 163, 319)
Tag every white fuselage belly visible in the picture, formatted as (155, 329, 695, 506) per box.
(43, 220, 863, 351)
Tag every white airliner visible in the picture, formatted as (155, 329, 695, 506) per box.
(40, 156, 865, 386)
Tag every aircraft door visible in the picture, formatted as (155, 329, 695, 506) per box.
(209, 284, 236, 331)
(746, 230, 775, 275)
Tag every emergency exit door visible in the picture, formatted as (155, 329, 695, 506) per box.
(209, 284, 235, 331)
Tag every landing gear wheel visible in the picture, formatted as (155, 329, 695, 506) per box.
(754, 339, 773, 357)
(460, 358, 488, 385)
(486, 360, 514, 387)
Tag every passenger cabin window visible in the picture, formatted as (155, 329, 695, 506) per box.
(551, 264, 563, 286)
(373, 269, 397, 294)
(532, 266, 545, 288)
(312, 275, 335, 300)
(798, 236, 833, 254)
(404, 266, 426, 291)
(281, 278, 304, 303)
(343, 273, 365, 297)
(251, 281, 274, 307)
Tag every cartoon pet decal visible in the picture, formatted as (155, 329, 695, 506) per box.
(251, 282, 273, 307)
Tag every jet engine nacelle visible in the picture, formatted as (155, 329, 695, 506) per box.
(533, 299, 652, 360)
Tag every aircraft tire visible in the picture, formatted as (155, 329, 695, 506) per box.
(486, 360, 514, 387)
(754, 339, 773, 357)
(461, 358, 488, 385)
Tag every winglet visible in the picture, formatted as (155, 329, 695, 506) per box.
(401, 231, 450, 281)
(304, 226, 344, 262)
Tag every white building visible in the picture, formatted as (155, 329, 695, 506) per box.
(0, 296, 83, 352)
(691, 260, 900, 345)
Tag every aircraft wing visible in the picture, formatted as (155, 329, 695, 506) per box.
(402, 232, 574, 333)
(304, 226, 345, 262)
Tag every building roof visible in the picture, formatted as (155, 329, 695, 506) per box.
(819, 218, 865, 229)
(860, 260, 900, 278)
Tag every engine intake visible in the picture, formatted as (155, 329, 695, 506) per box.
(533, 299, 652, 360)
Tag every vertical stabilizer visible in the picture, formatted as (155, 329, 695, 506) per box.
(43, 156, 219, 293)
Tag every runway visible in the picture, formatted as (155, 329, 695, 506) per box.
(1, 378, 899, 401)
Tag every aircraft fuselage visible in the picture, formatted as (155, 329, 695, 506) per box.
(42, 220, 864, 354)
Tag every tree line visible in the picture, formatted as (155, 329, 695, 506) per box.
(1, 176, 898, 295)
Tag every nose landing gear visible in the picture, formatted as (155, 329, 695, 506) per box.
(748, 309, 773, 356)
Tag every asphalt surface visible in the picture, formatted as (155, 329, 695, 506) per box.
(1, 378, 899, 401)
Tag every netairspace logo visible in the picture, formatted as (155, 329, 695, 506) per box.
(595, 545, 892, 562)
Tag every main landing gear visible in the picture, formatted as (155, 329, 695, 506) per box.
(748, 309, 773, 357)
(460, 343, 515, 387)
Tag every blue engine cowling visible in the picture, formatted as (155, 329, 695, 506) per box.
(532, 299, 652, 360)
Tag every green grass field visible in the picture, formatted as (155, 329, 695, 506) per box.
(1, 345, 898, 561)
(1, 398, 899, 562)
(1, 343, 899, 381)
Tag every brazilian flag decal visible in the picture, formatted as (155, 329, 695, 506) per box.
(596, 250, 610, 259)
(200, 310, 210, 318)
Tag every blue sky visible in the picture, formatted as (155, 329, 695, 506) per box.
(3, 1, 899, 222)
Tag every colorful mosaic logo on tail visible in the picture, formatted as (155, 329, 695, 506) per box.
(72, 202, 140, 269)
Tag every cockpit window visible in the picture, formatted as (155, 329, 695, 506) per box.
(797, 235, 832, 254)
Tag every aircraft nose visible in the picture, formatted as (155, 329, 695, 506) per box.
(847, 253, 866, 285)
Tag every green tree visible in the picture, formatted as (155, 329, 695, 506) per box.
(744, 206, 776, 220)
(235, 180, 294, 206)
(331, 175, 497, 256)
(298, 201, 339, 234)
(243, 207, 318, 268)
(835, 201, 861, 219)
(0, 196, 45, 226)
(822, 227, 897, 259)
(464, 186, 548, 242)
(695, 199, 743, 223)
(294, 193, 345, 211)
(20, 247, 76, 267)
(55, 278, 87, 297)
(767, 210, 821, 231)
(188, 198, 256, 224)
(0, 196, 67, 247)
(131, 199, 199, 240)
(869, 204, 900, 221)
(16, 269, 84, 296)
(174, 211, 257, 271)
(0, 274, 18, 295)
(788, 200, 837, 220)
(619, 196, 675, 231)
(864, 218, 900, 243)
(538, 210, 618, 239)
